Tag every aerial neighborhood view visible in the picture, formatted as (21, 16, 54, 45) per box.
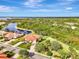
(0, 0, 79, 59)
(0, 17, 79, 59)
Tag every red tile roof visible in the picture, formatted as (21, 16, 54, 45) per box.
(5, 32, 14, 38)
(24, 34, 40, 42)
(4, 32, 19, 40)
(0, 53, 10, 59)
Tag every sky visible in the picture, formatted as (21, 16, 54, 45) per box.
(0, 0, 79, 17)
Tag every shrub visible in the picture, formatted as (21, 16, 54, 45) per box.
(51, 41, 63, 51)
(19, 49, 29, 59)
(35, 43, 46, 52)
(47, 51, 53, 56)
(4, 51, 15, 58)
(0, 36, 3, 39)
(0, 46, 5, 50)
(61, 52, 71, 59)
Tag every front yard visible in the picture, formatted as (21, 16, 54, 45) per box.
(10, 37, 24, 45)
(18, 42, 32, 50)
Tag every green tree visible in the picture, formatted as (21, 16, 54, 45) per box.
(69, 47, 79, 59)
(19, 49, 29, 59)
(47, 51, 53, 56)
(4, 51, 15, 58)
(61, 52, 71, 59)
(35, 43, 46, 52)
(51, 41, 63, 51)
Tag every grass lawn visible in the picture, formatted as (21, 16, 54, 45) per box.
(10, 37, 24, 45)
(17, 55, 29, 59)
(18, 42, 32, 49)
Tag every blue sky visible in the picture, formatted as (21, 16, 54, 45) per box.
(0, 0, 79, 17)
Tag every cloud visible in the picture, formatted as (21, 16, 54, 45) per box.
(0, 5, 15, 12)
(1, 0, 20, 4)
(57, 0, 77, 11)
(30, 9, 60, 12)
(58, 0, 76, 2)
(58, 0, 77, 6)
(24, 0, 44, 7)
(66, 7, 72, 10)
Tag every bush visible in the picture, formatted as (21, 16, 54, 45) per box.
(61, 52, 71, 59)
(4, 51, 15, 58)
(51, 41, 63, 51)
(59, 50, 71, 59)
(38, 38, 45, 42)
(0, 26, 3, 30)
(35, 43, 46, 52)
(47, 51, 53, 56)
(0, 46, 5, 50)
(19, 49, 29, 59)
(44, 40, 51, 46)
(0, 36, 3, 39)
(69, 47, 79, 59)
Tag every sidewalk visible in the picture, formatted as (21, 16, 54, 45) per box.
(4, 39, 16, 44)
(12, 53, 19, 59)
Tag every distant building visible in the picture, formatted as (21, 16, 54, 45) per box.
(0, 17, 13, 20)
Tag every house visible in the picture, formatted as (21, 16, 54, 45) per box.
(0, 53, 10, 59)
(24, 34, 40, 42)
(4, 32, 15, 41)
(4, 32, 22, 41)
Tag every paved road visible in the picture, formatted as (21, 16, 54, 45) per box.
(0, 42, 20, 53)
(30, 54, 50, 59)
(12, 53, 19, 58)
